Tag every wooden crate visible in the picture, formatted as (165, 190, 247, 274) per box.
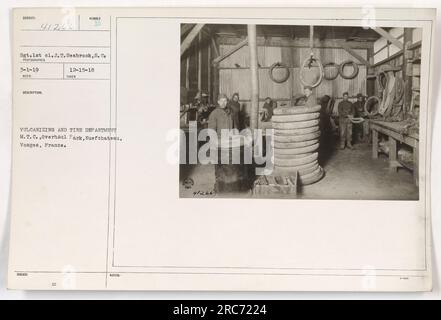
(252, 173, 298, 195)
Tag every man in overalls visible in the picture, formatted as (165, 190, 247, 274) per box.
(338, 92, 355, 150)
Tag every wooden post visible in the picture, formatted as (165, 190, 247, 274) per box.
(372, 129, 378, 159)
(248, 24, 259, 130)
(389, 138, 397, 172)
(211, 35, 220, 105)
(185, 56, 190, 90)
(403, 28, 413, 114)
(211, 36, 220, 58)
(208, 44, 211, 103)
(197, 32, 202, 92)
(366, 46, 375, 96)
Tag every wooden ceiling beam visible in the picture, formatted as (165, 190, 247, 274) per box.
(217, 36, 374, 49)
(340, 41, 371, 67)
(212, 37, 248, 65)
(181, 24, 205, 57)
(180, 24, 194, 37)
(372, 27, 404, 50)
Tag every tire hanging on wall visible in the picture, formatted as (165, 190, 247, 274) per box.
(269, 62, 290, 83)
(323, 62, 340, 80)
(377, 71, 387, 91)
(299, 56, 324, 88)
(339, 60, 359, 79)
(364, 96, 380, 116)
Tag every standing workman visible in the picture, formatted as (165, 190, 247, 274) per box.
(208, 94, 234, 136)
(208, 94, 244, 193)
(353, 93, 369, 142)
(227, 92, 241, 130)
(303, 86, 317, 108)
(338, 92, 355, 150)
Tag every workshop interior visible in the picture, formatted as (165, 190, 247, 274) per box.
(179, 24, 422, 200)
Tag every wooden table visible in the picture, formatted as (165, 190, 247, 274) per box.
(370, 120, 419, 186)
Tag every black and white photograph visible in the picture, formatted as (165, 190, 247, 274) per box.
(180, 23, 423, 200)
(3, 5, 437, 295)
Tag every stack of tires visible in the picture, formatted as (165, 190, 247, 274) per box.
(272, 105, 324, 185)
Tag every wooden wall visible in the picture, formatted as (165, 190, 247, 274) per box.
(218, 42, 368, 116)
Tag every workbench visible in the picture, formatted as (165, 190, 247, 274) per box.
(370, 120, 419, 186)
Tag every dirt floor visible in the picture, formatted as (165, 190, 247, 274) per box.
(179, 137, 419, 201)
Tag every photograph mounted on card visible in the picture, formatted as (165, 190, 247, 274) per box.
(8, 7, 435, 291)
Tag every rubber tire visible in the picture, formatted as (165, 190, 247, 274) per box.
(274, 159, 318, 172)
(272, 112, 320, 123)
(273, 161, 319, 176)
(364, 96, 380, 116)
(274, 152, 315, 160)
(272, 119, 319, 130)
(274, 152, 318, 167)
(274, 126, 319, 136)
(299, 166, 324, 185)
(323, 62, 340, 80)
(273, 105, 321, 115)
(269, 62, 290, 83)
(274, 131, 320, 143)
(274, 143, 319, 156)
(339, 60, 359, 79)
(300, 56, 324, 88)
(273, 139, 318, 149)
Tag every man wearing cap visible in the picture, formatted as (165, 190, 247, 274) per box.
(208, 94, 234, 137)
(303, 86, 317, 108)
(337, 92, 355, 150)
